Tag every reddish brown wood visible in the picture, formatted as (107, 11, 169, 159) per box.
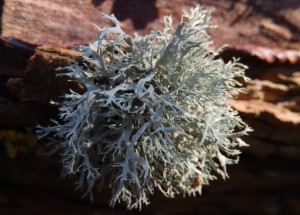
(1, 1, 300, 214)
(1, 0, 183, 47)
(2, 0, 300, 50)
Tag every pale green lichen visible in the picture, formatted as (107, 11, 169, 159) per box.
(37, 5, 251, 209)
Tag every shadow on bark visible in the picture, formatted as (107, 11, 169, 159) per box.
(111, 0, 158, 29)
(91, 0, 105, 7)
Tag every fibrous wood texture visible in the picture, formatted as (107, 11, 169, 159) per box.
(1, 0, 182, 46)
(1, 0, 300, 214)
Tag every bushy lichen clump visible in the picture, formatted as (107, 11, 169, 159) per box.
(37, 6, 251, 209)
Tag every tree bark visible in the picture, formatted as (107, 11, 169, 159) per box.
(1, 1, 300, 214)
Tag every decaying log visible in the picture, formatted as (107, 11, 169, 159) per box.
(1, 1, 300, 214)
(1, 0, 183, 47)
(2, 0, 300, 50)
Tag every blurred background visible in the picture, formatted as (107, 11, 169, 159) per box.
(0, 0, 300, 214)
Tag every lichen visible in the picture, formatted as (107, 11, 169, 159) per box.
(37, 5, 251, 209)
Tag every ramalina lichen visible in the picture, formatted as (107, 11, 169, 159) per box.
(37, 6, 251, 209)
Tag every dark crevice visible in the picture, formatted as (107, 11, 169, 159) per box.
(91, 0, 105, 7)
(111, 0, 158, 29)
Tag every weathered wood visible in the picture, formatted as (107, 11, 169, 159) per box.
(1, 0, 182, 47)
(1, 1, 300, 214)
(2, 0, 300, 50)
